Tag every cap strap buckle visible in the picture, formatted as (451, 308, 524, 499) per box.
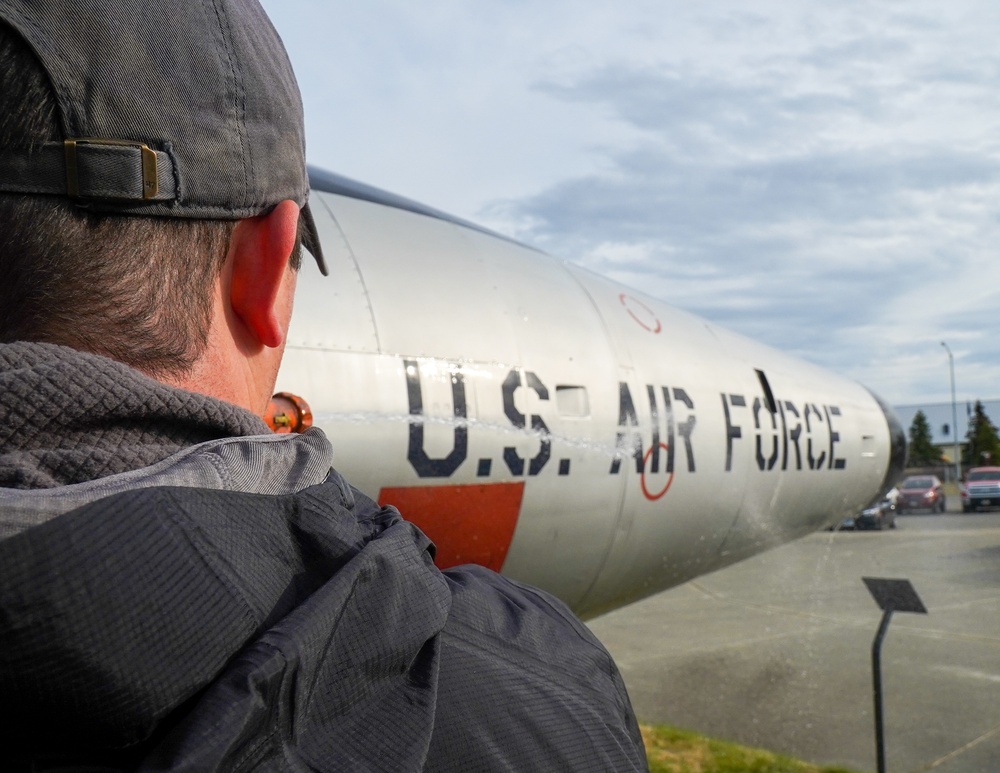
(64, 138, 159, 200)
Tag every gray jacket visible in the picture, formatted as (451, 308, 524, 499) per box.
(0, 342, 647, 771)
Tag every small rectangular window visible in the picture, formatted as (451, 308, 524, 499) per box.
(556, 385, 590, 417)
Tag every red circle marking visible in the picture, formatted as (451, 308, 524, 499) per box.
(640, 442, 674, 501)
(619, 293, 662, 334)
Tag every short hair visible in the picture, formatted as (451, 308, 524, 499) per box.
(0, 23, 300, 378)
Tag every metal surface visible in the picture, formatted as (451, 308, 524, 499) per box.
(278, 172, 904, 617)
(872, 608, 892, 773)
(863, 578, 927, 773)
(942, 341, 961, 483)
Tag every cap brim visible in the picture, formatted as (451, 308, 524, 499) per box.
(300, 202, 329, 276)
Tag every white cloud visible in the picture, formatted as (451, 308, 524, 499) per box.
(262, 0, 1000, 405)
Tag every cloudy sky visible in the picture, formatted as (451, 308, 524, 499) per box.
(260, 0, 1000, 409)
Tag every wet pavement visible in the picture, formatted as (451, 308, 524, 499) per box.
(588, 510, 1000, 772)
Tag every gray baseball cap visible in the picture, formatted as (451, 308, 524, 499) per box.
(0, 0, 327, 274)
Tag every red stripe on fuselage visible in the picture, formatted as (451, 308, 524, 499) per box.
(378, 482, 525, 572)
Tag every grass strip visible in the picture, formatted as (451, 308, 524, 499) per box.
(641, 724, 861, 773)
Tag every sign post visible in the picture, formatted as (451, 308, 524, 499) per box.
(862, 577, 927, 773)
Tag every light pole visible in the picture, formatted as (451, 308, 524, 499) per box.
(941, 342, 960, 483)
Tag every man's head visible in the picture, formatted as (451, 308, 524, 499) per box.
(0, 0, 325, 409)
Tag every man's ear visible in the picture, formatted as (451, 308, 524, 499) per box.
(228, 199, 300, 349)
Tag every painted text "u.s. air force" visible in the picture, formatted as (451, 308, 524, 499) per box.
(721, 392, 845, 472)
(611, 382, 846, 475)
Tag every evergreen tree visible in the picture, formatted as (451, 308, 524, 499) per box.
(963, 401, 1000, 467)
(907, 410, 939, 467)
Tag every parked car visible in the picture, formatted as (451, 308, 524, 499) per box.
(961, 466, 1000, 512)
(854, 495, 897, 530)
(897, 475, 945, 513)
(828, 515, 856, 531)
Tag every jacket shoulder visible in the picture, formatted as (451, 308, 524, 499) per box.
(428, 565, 648, 772)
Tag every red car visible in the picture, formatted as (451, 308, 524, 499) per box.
(897, 475, 946, 514)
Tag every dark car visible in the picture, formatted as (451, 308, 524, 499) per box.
(897, 475, 945, 514)
(961, 467, 1000, 512)
(855, 495, 897, 530)
(828, 515, 856, 531)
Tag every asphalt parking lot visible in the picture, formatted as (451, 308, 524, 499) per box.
(588, 509, 1000, 772)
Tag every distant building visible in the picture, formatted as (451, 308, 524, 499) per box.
(894, 399, 1000, 470)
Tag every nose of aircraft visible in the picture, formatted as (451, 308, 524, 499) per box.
(869, 389, 908, 498)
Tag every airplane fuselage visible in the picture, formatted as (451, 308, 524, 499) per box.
(277, 169, 905, 618)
